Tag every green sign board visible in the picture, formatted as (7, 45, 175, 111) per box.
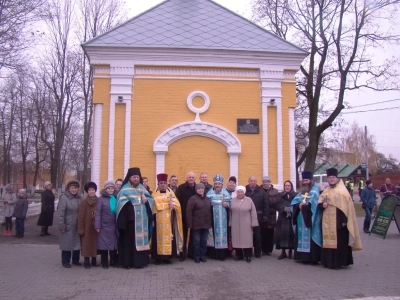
(370, 195, 398, 239)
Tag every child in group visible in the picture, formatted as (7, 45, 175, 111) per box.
(2, 184, 17, 236)
(13, 189, 29, 238)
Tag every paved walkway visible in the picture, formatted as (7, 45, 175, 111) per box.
(0, 215, 399, 300)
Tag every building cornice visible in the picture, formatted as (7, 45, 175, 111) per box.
(85, 46, 306, 71)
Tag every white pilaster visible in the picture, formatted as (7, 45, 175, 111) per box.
(108, 99, 116, 180)
(289, 108, 296, 186)
(155, 152, 166, 177)
(109, 65, 135, 179)
(260, 68, 284, 188)
(92, 104, 103, 188)
(261, 103, 268, 177)
(276, 100, 283, 190)
(229, 153, 239, 180)
(124, 100, 132, 175)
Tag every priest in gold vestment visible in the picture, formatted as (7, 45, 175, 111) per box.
(318, 168, 362, 269)
(151, 173, 184, 264)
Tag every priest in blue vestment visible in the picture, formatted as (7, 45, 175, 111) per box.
(117, 167, 154, 269)
(291, 171, 322, 264)
(206, 174, 232, 261)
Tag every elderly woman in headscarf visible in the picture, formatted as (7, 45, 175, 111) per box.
(37, 181, 55, 236)
(78, 182, 99, 269)
(58, 180, 82, 268)
(1, 184, 17, 237)
(95, 180, 118, 269)
(274, 180, 297, 260)
(229, 185, 258, 263)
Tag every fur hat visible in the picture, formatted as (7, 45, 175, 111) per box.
(66, 180, 80, 190)
(44, 181, 52, 189)
(84, 181, 97, 193)
(5, 184, 13, 192)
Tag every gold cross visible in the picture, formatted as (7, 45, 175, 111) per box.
(302, 192, 310, 204)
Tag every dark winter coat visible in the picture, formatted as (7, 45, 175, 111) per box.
(274, 191, 297, 249)
(94, 189, 118, 251)
(58, 191, 82, 251)
(175, 181, 197, 225)
(186, 193, 212, 230)
(78, 195, 98, 257)
(262, 185, 279, 228)
(245, 185, 269, 225)
(37, 189, 55, 226)
(12, 195, 28, 219)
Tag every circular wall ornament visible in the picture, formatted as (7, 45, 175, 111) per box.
(187, 91, 210, 121)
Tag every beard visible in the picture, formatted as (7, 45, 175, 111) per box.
(214, 187, 222, 193)
(300, 183, 312, 193)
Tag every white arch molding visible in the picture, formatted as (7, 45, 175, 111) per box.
(153, 121, 241, 179)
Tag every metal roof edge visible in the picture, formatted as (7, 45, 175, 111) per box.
(206, 0, 308, 55)
(82, 0, 169, 47)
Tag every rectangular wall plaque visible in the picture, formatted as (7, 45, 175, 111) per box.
(237, 119, 259, 134)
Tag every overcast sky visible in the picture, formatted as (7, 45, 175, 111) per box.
(125, 0, 400, 160)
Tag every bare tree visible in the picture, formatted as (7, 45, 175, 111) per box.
(35, 0, 81, 190)
(253, 0, 400, 172)
(76, 0, 127, 184)
(0, 0, 45, 71)
(13, 68, 35, 188)
(0, 76, 18, 184)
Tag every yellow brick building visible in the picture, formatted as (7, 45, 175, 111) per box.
(83, 0, 307, 190)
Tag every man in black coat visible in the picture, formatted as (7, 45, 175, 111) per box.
(245, 175, 269, 258)
(175, 171, 197, 261)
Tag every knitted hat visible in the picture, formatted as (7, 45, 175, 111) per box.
(84, 181, 97, 193)
(195, 183, 205, 190)
(104, 180, 115, 189)
(262, 176, 272, 182)
(66, 180, 80, 190)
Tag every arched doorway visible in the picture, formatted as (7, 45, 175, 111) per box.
(153, 121, 241, 180)
(165, 136, 230, 182)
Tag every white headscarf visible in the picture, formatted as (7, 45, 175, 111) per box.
(236, 185, 246, 193)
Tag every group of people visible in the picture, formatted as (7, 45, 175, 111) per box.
(1, 166, 364, 271)
(1, 184, 29, 237)
(54, 166, 363, 270)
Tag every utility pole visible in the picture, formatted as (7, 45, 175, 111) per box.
(365, 126, 369, 180)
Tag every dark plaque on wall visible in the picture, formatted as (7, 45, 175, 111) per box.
(237, 119, 259, 134)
